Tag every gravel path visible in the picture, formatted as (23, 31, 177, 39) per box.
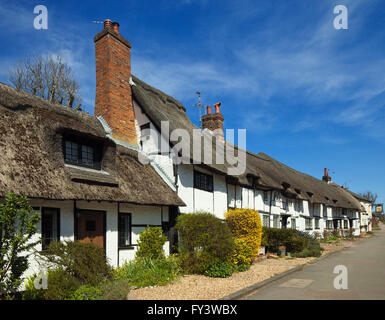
(130, 238, 363, 300)
(130, 256, 314, 300)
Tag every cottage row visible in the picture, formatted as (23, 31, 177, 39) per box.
(0, 20, 372, 277)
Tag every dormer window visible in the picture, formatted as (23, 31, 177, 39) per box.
(63, 134, 102, 170)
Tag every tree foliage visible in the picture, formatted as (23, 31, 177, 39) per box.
(0, 193, 40, 297)
(359, 191, 378, 204)
(9, 55, 82, 110)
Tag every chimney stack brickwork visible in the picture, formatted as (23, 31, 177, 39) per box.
(322, 168, 332, 183)
(94, 20, 138, 146)
(202, 102, 224, 140)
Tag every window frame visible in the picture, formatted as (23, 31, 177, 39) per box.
(291, 218, 296, 230)
(118, 212, 132, 249)
(315, 218, 320, 229)
(305, 217, 313, 230)
(262, 215, 270, 227)
(272, 215, 280, 228)
(193, 170, 214, 193)
(41, 207, 60, 250)
(62, 135, 102, 170)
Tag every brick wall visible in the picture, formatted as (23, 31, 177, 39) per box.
(94, 24, 138, 146)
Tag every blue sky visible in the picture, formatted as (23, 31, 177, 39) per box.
(0, 0, 384, 205)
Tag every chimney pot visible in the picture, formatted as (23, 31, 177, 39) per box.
(207, 105, 212, 114)
(104, 19, 112, 29)
(322, 168, 331, 183)
(112, 22, 120, 34)
(214, 102, 221, 114)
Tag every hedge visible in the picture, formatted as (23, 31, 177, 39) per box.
(175, 212, 235, 274)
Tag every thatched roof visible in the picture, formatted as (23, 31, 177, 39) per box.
(0, 82, 185, 206)
(345, 189, 371, 203)
(131, 76, 233, 175)
(131, 76, 363, 211)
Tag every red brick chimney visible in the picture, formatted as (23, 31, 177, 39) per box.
(202, 102, 224, 141)
(94, 19, 137, 146)
(322, 168, 331, 183)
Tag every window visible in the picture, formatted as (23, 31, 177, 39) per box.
(315, 218, 320, 229)
(326, 220, 333, 229)
(295, 200, 303, 213)
(140, 123, 151, 139)
(140, 123, 151, 149)
(344, 220, 348, 229)
(262, 215, 270, 227)
(263, 191, 269, 203)
(323, 205, 328, 218)
(291, 218, 296, 230)
(194, 171, 213, 192)
(41, 208, 60, 250)
(273, 215, 280, 228)
(63, 137, 102, 170)
(305, 218, 312, 230)
(118, 213, 132, 248)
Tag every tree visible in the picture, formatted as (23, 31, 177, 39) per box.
(0, 193, 40, 298)
(8, 55, 82, 110)
(359, 191, 378, 204)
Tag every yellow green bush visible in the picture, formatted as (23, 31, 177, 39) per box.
(230, 238, 253, 266)
(225, 209, 262, 259)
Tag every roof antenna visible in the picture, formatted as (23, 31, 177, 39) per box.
(194, 91, 202, 130)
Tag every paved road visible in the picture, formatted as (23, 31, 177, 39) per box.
(245, 226, 385, 300)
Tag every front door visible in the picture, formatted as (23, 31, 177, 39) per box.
(77, 211, 105, 249)
(281, 216, 288, 229)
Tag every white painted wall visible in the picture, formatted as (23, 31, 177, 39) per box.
(177, 164, 228, 219)
(19, 199, 169, 287)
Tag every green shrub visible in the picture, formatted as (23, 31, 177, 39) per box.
(230, 238, 253, 267)
(175, 212, 235, 274)
(39, 241, 112, 285)
(292, 243, 323, 258)
(204, 261, 233, 278)
(225, 209, 263, 259)
(326, 235, 339, 243)
(115, 256, 181, 288)
(262, 227, 322, 257)
(44, 268, 81, 300)
(68, 285, 102, 300)
(232, 264, 250, 273)
(286, 237, 307, 253)
(262, 227, 300, 253)
(136, 226, 167, 260)
(97, 279, 131, 300)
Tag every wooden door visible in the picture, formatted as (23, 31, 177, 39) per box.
(77, 211, 105, 249)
